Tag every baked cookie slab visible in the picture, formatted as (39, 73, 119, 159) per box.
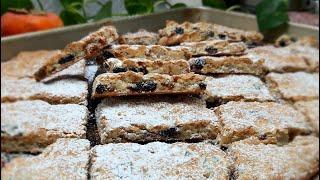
(181, 40, 246, 57)
(107, 44, 191, 60)
(1, 138, 90, 180)
(104, 58, 190, 75)
(96, 96, 219, 143)
(34, 26, 118, 81)
(189, 54, 264, 75)
(92, 72, 206, 98)
(228, 135, 319, 180)
(266, 72, 319, 102)
(294, 100, 319, 134)
(215, 101, 312, 145)
(1, 100, 88, 152)
(248, 45, 310, 72)
(90, 142, 231, 179)
(1, 77, 88, 105)
(158, 20, 263, 45)
(204, 75, 274, 103)
(118, 29, 159, 45)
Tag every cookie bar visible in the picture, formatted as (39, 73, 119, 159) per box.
(1, 100, 88, 152)
(189, 54, 264, 75)
(118, 29, 159, 45)
(285, 43, 319, 72)
(107, 44, 191, 60)
(34, 26, 118, 81)
(1, 138, 90, 179)
(248, 45, 310, 72)
(92, 72, 206, 98)
(90, 142, 231, 179)
(1, 50, 60, 78)
(266, 72, 319, 102)
(204, 75, 274, 103)
(215, 101, 312, 145)
(158, 20, 263, 45)
(104, 58, 190, 75)
(181, 40, 246, 56)
(228, 135, 319, 180)
(96, 96, 219, 143)
(1, 77, 88, 105)
(294, 100, 319, 134)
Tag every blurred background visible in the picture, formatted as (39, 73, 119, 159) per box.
(1, 0, 319, 37)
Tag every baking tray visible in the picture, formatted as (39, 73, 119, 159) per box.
(1, 7, 319, 61)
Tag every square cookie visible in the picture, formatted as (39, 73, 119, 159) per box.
(96, 96, 219, 143)
(266, 72, 319, 101)
(1, 77, 88, 105)
(204, 75, 274, 103)
(228, 136, 319, 180)
(214, 101, 312, 144)
(294, 100, 319, 134)
(1, 100, 88, 152)
(1, 138, 90, 180)
(90, 142, 231, 179)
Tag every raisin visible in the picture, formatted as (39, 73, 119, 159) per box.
(129, 67, 148, 74)
(246, 41, 258, 49)
(192, 58, 206, 70)
(205, 47, 218, 55)
(160, 127, 178, 137)
(218, 34, 226, 39)
(198, 82, 207, 89)
(258, 134, 267, 140)
(130, 81, 157, 92)
(112, 67, 127, 73)
(95, 84, 114, 94)
(58, 54, 75, 64)
(207, 31, 215, 37)
(174, 27, 184, 34)
(279, 40, 287, 47)
(102, 50, 115, 59)
(220, 145, 228, 151)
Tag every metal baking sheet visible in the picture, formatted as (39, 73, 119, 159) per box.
(1, 7, 319, 61)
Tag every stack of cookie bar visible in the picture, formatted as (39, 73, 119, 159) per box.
(1, 20, 319, 179)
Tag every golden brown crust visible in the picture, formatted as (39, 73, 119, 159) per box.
(34, 26, 118, 81)
(158, 20, 263, 45)
(118, 29, 159, 45)
(92, 72, 206, 98)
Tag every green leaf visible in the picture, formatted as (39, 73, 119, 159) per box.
(60, 0, 83, 8)
(1, 0, 33, 15)
(94, 1, 112, 20)
(202, 0, 226, 9)
(171, 3, 187, 9)
(256, 0, 289, 32)
(60, 9, 86, 25)
(124, 0, 153, 15)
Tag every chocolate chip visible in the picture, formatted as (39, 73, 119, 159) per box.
(112, 67, 127, 73)
(218, 34, 226, 39)
(160, 127, 178, 137)
(207, 31, 215, 37)
(130, 80, 157, 92)
(258, 134, 267, 140)
(205, 47, 218, 55)
(95, 84, 114, 94)
(192, 58, 206, 70)
(58, 54, 75, 64)
(198, 82, 207, 89)
(174, 27, 184, 34)
(129, 67, 148, 74)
